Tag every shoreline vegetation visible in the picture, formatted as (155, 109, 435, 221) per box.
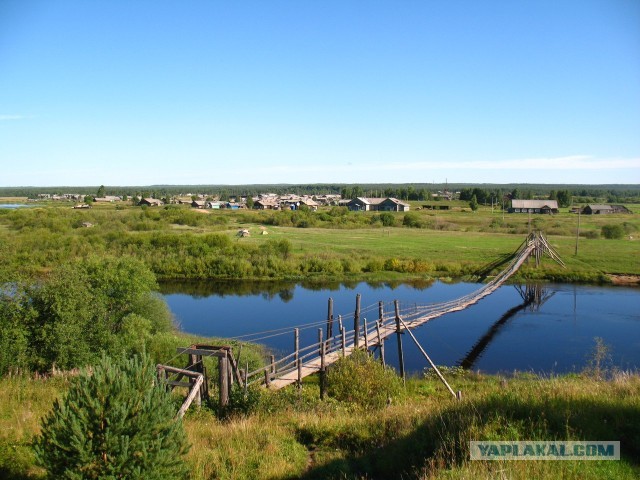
(0, 200, 638, 286)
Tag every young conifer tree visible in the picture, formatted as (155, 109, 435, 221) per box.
(35, 355, 189, 479)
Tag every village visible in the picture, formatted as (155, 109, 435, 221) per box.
(32, 190, 633, 216)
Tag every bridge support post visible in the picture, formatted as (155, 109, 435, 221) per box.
(354, 294, 361, 348)
(375, 320, 385, 366)
(363, 317, 369, 352)
(394, 300, 405, 384)
(326, 298, 334, 351)
(319, 328, 326, 400)
(294, 328, 301, 389)
(218, 351, 229, 408)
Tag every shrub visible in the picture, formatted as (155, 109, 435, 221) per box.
(371, 212, 396, 227)
(580, 230, 600, 239)
(601, 224, 624, 239)
(326, 349, 403, 409)
(403, 212, 424, 228)
(34, 355, 189, 479)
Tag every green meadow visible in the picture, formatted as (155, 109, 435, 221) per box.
(1, 201, 637, 282)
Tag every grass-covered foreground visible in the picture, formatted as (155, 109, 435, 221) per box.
(2, 358, 638, 479)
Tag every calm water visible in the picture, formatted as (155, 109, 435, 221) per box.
(161, 280, 640, 375)
(0, 203, 33, 209)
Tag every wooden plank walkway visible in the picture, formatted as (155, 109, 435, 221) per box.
(262, 232, 563, 390)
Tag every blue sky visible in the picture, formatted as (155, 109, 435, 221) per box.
(1, 0, 639, 187)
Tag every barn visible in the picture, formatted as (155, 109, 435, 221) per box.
(582, 204, 631, 214)
(509, 200, 558, 214)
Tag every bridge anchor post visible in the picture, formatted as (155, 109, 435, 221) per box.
(394, 300, 405, 384)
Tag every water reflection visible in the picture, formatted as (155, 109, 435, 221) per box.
(459, 284, 554, 370)
(159, 278, 436, 300)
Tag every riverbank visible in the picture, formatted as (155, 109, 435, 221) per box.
(2, 367, 638, 479)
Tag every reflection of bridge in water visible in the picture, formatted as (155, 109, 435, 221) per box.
(160, 232, 566, 412)
(458, 284, 555, 370)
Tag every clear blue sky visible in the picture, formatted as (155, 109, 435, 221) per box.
(1, 0, 639, 186)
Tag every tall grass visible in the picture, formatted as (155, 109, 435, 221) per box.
(3, 369, 638, 479)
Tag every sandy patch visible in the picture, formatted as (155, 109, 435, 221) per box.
(608, 275, 640, 286)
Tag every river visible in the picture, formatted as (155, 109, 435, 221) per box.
(161, 280, 640, 376)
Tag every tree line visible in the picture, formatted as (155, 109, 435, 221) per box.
(3, 184, 639, 203)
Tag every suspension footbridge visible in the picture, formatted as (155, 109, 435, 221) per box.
(158, 231, 564, 414)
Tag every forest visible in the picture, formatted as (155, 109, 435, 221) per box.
(2, 182, 639, 204)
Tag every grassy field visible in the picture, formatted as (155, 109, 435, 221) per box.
(2, 369, 638, 479)
(1, 202, 638, 282)
(219, 202, 640, 279)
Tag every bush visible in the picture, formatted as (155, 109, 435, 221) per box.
(0, 257, 174, 375)
(403, 212, 424, 228)
(35, 354, 190, 479)
(601, 224, 624, 239)
(580, 230, 600, 239)
(326, 349, 403, 409)
(372, 212, 396, 227)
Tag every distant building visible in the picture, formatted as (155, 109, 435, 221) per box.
(254, 200, 278, 210)
(509, 200, 558, 214)
(378, 197, 410, 212)
(348, 197, 382, 211)
(139, 198, 163, 207)
(582, 204, 631, 215)
(299, 198, 319, 211)
(93, 196, 121, 203)
(347, 197, 410, 212)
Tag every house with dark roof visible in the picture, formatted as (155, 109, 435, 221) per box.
(378, 197, 410, 212)
(347, 197, 410, 212)
(582, 204, 631, 214)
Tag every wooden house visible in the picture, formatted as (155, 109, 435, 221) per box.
(378, 197, 410, 212)
(140, 198, 163, 207)
(582, 204, 631, 215)
(348, 197, 409, 212)
(509, 200, 558, 214)
(254, 200, 278, 210)
(347, 197, 385, 211)
(298, 198, 319, 211)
